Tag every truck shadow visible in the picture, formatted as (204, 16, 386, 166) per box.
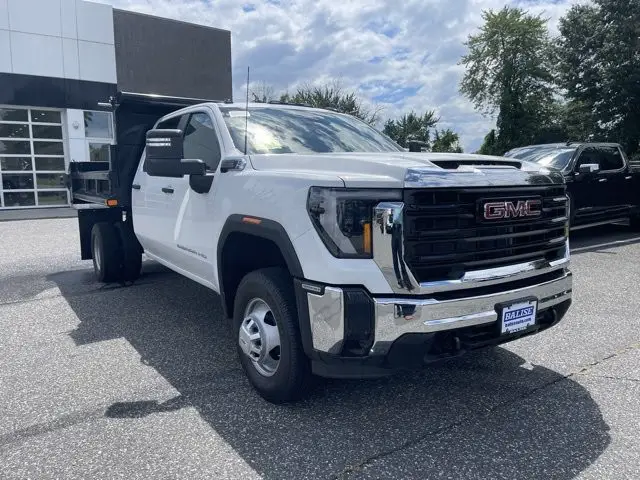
(49, 268, 611, 479)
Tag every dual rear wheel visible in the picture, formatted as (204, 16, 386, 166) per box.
(91, 222, 142, 283)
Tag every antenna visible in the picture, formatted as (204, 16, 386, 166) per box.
(244, 66, 250, 155)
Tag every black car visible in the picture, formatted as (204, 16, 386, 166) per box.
(504, 142, 640, 230)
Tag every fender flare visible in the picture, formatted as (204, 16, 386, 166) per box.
(217, 214, 304, 318)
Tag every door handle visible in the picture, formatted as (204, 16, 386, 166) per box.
(162, 187, 174, 194)
(625, 176, 633, 180)
(598, 178, 607, 183)
(132, 184, 141, 190)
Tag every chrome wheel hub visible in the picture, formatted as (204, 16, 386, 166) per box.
(239, 298, 281, 377)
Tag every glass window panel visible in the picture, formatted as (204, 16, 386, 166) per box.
(89, 143, 111, 162)
(38, 191, 68, 206)
(32, 125, 63, 139)
(0, 140, 31, 155)
(3, 191, 35, 207)
(36, 173, 66, 188)
(2, 173, 34, 189)
(1, 157, 32, 171)
(84, 112, 113, 138)
(31, 110, 61, 124)
(33, 141, 64, 155)
(0, 108, 28, 122)
(0, 123, 29, 138)
(35, 157, 65, 171)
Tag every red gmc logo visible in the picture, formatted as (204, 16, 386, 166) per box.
(483, 200, 542, 220)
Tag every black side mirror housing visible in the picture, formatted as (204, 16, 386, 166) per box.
(145, 129, 207, 178)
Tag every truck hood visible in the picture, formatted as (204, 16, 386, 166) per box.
(248, 152, 565, 188)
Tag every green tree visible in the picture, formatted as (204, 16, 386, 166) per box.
(477, 129, 499, 155)
(382, 110, 440, 149)
(459, 7, 556, 154)
(279, 81, 382, 125)
(431, 129, 463, 153)
(557, 0, 640, 154)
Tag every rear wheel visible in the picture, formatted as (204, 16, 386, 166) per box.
(91, 222, 122, 283)
(233, 267, 311, 403)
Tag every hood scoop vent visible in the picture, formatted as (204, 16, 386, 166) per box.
(431, 159, 521, 170)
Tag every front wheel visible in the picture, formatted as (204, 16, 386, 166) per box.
(233, 268, 311, 403)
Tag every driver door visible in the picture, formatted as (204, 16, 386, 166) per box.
(571, 147, 608, 224)
(170, 110, 223, 284)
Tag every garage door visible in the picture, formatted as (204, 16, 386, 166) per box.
(0, 106, 69, 209)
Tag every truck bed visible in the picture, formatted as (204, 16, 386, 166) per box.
(68, 91, 218, 210)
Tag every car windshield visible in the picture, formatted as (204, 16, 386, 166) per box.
(505, 146, 576, 170)
(219, 106, 403, 154)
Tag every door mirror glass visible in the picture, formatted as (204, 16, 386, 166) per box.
(145, 129, 206, 177)
(578, 163, 600, 174)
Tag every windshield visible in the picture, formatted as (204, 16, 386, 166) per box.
(219, 106, 403, 155)
(505, 146, 576, 170)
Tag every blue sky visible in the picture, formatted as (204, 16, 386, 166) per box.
(104, 0, 581, 152)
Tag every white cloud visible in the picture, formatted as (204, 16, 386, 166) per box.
(100, 0, 578, 152)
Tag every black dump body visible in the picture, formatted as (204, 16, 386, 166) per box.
(68, 91, 216, 260)
(68, 91, 213, 210)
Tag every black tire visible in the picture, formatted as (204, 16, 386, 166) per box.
(91, 222, 122, 283)
(233, 267, 311, 403)
(114, 223, 142, 282)
(630, 214, 640, 231)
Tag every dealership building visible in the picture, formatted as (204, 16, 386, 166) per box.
(0, 0, 232, 209)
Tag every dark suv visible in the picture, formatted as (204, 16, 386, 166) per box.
(504, 142, 640, 230)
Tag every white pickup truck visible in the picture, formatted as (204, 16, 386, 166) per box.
(68, 92, 573, 403)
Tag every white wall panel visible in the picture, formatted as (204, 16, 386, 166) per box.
(7, 0, 61, 37)
(78, 40, 116, 83)
(0, 29, 11, 72)
(67, 137, 87, 163)
(62, 38, 80, 79)
(10, 31, 64, 78)
(0, 0, 9, 30)
(65, 109, 85, 139)
(76, 0, 113, 45)
(61, 0, 77, 39)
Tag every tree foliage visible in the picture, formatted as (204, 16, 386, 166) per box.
(557, 0, 640, 154)
(459, 7, 558, 154)
(431, 129, 463, 153)
(279, 81, 382, 125)
(382, 111, 440, 149)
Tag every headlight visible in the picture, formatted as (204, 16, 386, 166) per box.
(307, 187, 402, 258)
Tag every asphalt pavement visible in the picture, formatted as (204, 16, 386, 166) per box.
(0, 218, 638, 479)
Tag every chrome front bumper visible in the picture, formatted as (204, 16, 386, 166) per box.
(306, 269, 572, 356)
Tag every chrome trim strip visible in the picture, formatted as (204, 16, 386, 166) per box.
(373, 201, 420, 294)
(418, 242, 570, 294)
(370, 271, 572, 355)
(307, 287, 344, 354)
(403, 166, 565, 188)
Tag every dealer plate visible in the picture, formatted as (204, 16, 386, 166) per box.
(500, 299, 537, 335)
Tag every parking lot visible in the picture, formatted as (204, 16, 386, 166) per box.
(0, 217, 638, 479)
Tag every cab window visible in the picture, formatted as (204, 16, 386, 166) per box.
(596, 146, 624, 171)
(183, 112, 221, 171)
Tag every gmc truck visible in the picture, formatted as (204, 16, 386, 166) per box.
(504, 142, 640, 230)
(68, 92, 573, 403)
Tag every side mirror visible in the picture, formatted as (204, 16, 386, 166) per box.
(145, 129, 206, 177)
(578, 163, 600, 174)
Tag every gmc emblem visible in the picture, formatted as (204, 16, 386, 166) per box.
(483, 200, 542, 220)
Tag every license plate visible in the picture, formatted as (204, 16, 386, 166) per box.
(499, 299, 538, 335)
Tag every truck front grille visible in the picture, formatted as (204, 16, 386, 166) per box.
(403, 185, 568, 283)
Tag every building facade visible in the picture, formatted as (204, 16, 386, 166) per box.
(0, 0, 232, 209)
